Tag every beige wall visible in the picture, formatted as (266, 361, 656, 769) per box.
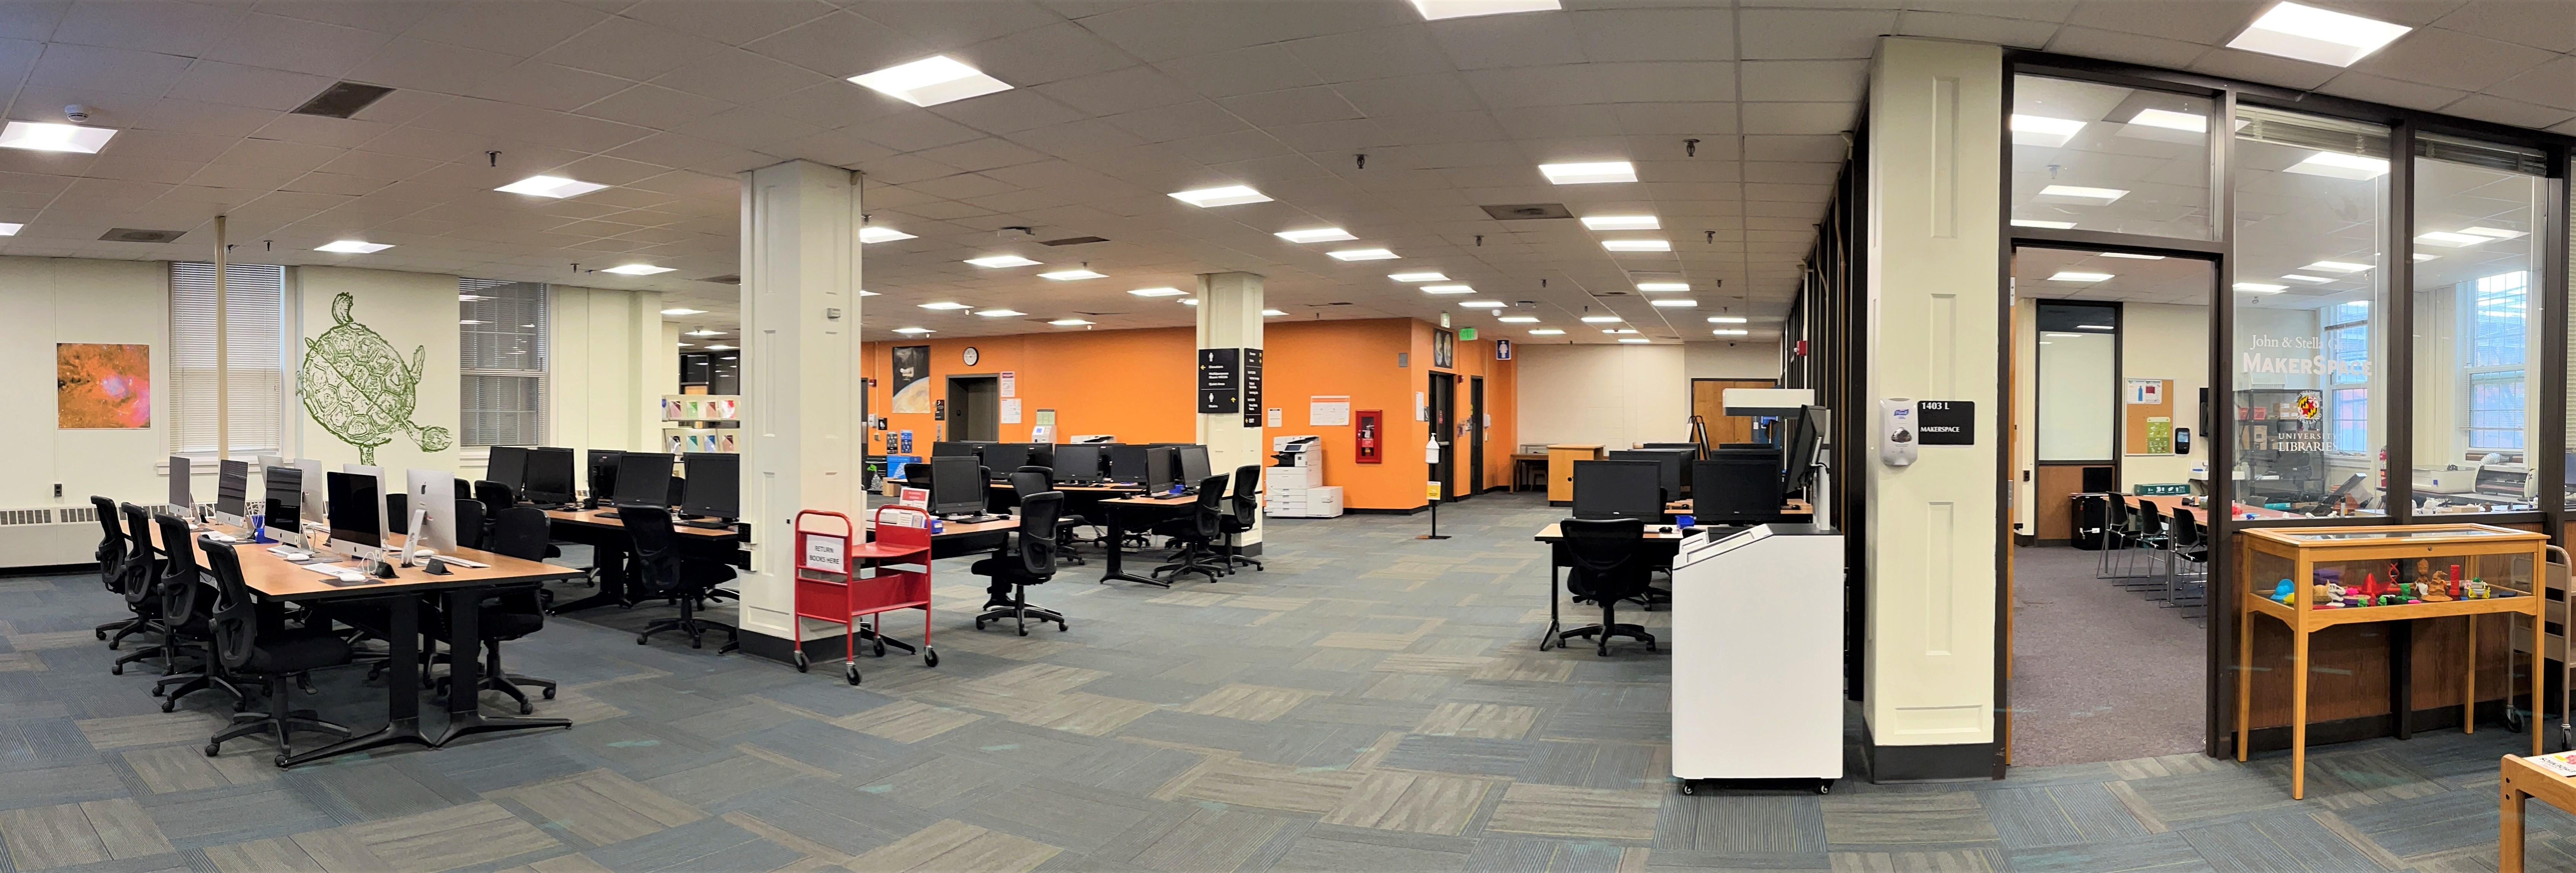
(2120, 303, 2209, 489)
(1684, 341, 1782, 380)
(290, 266, 462, 476)
(548, 285, 668, 455)
(1515, 342, 1691, 449)
(2011, 298, 2036, 534)
(0, 257, 172, 508)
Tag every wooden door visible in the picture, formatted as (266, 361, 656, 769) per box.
(1690, 379, 1777, 446)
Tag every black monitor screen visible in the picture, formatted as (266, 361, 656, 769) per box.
(215, 460, 249, 519)
(1784, 407, 1824, 494)
(1053, 444, 1104, 482)
(525, 447, 576, 503)
(487, 446, 529, 492)
(263, 466, 302, 533)
(1608, 450, 1684, 500)
(681, 453, 740, 519)
(168, 455, 191, 510)
(1143, 447, 1176, 493)
(324, 471, 382, 548)
(982, 443, 1031, 478)
(1177, 445, 1211, 486)
(1573, 460, 1664, 520)
(928, 455, 985, 516)
(612, 452, 675, 506)
(587, 450, 623, 501)
(932, 441, 980, 458)
(1692, 455, 1783, 520)
(1107, 444, 1149, 483)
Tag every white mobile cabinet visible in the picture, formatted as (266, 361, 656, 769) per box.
(1669, 523, 1845, 794)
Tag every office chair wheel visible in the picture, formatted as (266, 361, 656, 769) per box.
(843, 662, 861, 686)
(1677, 780, 1696, 796)
(161, 697, 175, 713)
(542, 687, 556, 700)
(275, 754, 289, 768)
(923, 648, 938, 668)
(95, 629, 106, 640)
(636, 635, 648, 645)
(204, 743, 220, 757)
(792, 651, 809, 672)
(112, 663, 123, 675)
(1816, 781, 1833, 795)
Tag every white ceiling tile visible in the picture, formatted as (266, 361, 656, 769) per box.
(2483, 55, 2576, 110)
(573, 83, 736, 130)
(2063, 0, 2262, 44)
(619, 0, 836, 47)
(1894, 10, 2061, 47)
(1428, 10, 1585, 70)
(2304, 0, 2469, 28)
(53, 0, 243, 56)
(1610, 101, 1740, 135)
(1154, 44, 1323, 99)
(1463, 65, 1604, 108)
(110, 98, 281, 138)
(1570, 8, 1737, 62)
(1744, 134, 1845, 162)
(670, 105, 824, 151)
(604, 133, 775, 173)
(925, 88, 1090, 135)
(1035, 65, 1201, 116)
(1739, 101, 1856, 135)
(403, 0, 606, 58)
(1079, 1, 1410, 64)
(2043, 26, 2211, 69)
(2313, 70, 2469, 111)
(1904, 0, 2079, 22)
(1739, 60, 1867, 102)
(770, 127, 897, 166)
(2345, 25, 2558, 91)
(648, 48, 836, 106)
(1281, 25, 1454, 84)
(2435, 93, 2576, 130)
(541, 15, 730, 82)
(1736, 8, 1896, 59)
(1217, 86, 1364, 127)
(857, 108, 985, 152)
(2429, 0, 2576, 54)
(912, 137, 1053, 173)
(1332, 72, 1488, 117)
(27, 41, 188, 96)
(1002, 118, 1148, 157)
(741, 11, 926, 80)
(0, 2, 63, 42)
(755, 80, 914, 130)
(343, 36, 520, 94)
(1163, 128, 1299, 166)
(1103, 100, 1249, 143)
(2188, 49, 2339, 90)
(197, 13, 387, 79)
(961, 22, 1138, 87)
(251, 0, 444, 37)
(467, 61, 634, 113)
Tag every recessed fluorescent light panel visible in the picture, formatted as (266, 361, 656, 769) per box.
(1602, 239, 1670, 252)
(1261, 309, 1287, 316)
(1180, 298, 1198, 305)
(859, 227, 916, 243)
(315, 240, 391, 254)
(1411, 0, 1560, 21)
(2125, 108, 2208, 133)
(703, 344, 735, 351)
(893, 327, 934, 334)
(2414, 253, 2438, 262)
(684, 328, 723, 337)
(1275, 227, 1355, 243)
(1580, 316, 1622, 323)
(1538, 161, 1635, 185)
(2011, 219, 2077, 229)
(2100, 252, 2165, 260)
(1580, 215, 1659, 231)
(2463, 227, 2527, 240)
(1708, 316, 1748, 323)
(1389, 272, 1447, 283)
(919, 301, 973, 310)
(2283, 274, 2332, 283)
(1529, 328, 1565, 335)
(2036, 185, 2128, 204)
(1649, 299, 1695, 307)
(1039, 269, 1106, 281)
(494, 175, 606, 198)
(849, 55, 1013, 107)
(2047, 271, 2114, 283)
(0, 223, 21, 236)
(1460, 302, 1506, 310)
(1128, 287, 1185, 297)
(1498, 316, 1539, 323)
(1605, 329, 1639, 334)
(966, 255, 1040, 268)
(974, 309, 1025, 317)
(2417, 231, 2491, 247)
(2304, 260, 2371, 273)
(602, 264, 674, 275)
(2235, 282, 2287, 293)
(1635, 281, 1690, 292)
(2009, 114, 2085, 148)
(1712, 329, 1750, 336)
(0, 121, 115, 153)
(1169, 185, 1270, 207)
(1328, 248, 1398, 261)
(858, 290, 879, 296)
(2284, 151, 2389, 180)
(1050, 318, 1092, 326)
(1420, 285, 1472, 294)
(2226, 1, 2411, 68)
(1618, 338, 1651, 344)
(661, 308, 704, 315)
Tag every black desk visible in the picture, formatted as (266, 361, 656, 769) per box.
(1096, 493, 1198, 587)
(860, 515, 1020, 655)
(1530, 522, 1692, 652)
(544, 508, 739, 616)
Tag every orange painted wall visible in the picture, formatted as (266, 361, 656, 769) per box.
(858, 317, 1515, 511)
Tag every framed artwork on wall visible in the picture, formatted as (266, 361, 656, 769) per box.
(56, 342, 150, 429)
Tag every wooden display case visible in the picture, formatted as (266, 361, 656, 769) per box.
(2233, 523, 2547, 799)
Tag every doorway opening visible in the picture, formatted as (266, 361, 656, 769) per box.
(1691, 378, 1779, 448)
(1468, 376, 1486, 496)
(1428, 373, 1456, 500)
(2006, 244, 2215, 767)
(946, 375, 999, 442)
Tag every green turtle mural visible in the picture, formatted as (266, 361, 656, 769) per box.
(301, 292, 452, 465)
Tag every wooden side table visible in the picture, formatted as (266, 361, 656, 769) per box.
(2233, 524, 2548, 799)
(2500, 754, 2576, 872)
(1544, 444, 1603, 504)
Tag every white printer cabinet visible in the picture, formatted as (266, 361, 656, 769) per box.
(1668, 524, 1845, 793)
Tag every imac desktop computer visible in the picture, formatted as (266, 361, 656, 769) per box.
(261, 465, 306, 551)
(212, 460, 250, 528)
(322, 470, 385, 564)
(166, 455, 194, 520)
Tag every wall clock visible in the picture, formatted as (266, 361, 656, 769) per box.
(962, 346, 980, 366)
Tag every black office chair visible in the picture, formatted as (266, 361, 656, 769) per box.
(92, 495, 146, 643)
(152, 514, 256, 710)
(385, 492, 408, 534)
(1012, 466, 1088, 566)
(902, 462, 932, 486)
(109, 503, 167, 668)
(623, 504, 739, 652)
(433, 507, 557, 714)
(972, 492, 1067, 635)
(453, 498, 486, 551)
(1217, 465, 1262, 572)
(473, 481, 515, 533)
(199, 539, 352, 765)
(1559, 518, 1658, 656)
(1150, 476, 1232, 582)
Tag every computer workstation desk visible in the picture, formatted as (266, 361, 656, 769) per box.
(1530, 522, 1696, 651)
(147, 521, 581, 765)
(544, 508, 741, 616)
(1096, 492, 1200, 588)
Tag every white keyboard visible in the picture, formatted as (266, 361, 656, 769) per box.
(302, 564, 367, 583)
(266, 546, 311, 561)
(203, 532, 238, 543)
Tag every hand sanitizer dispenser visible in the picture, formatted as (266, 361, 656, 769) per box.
(1879, 399, 1918, 467)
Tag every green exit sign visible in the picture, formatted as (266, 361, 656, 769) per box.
(1458, 327, 1476, 341)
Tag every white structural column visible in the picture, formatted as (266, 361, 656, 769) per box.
(1862, 37, 2004, 779)
(736, 159, 863, 650)
(1196, 272, 1263, 550)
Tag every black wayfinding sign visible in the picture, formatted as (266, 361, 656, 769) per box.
(1240, 348, 1264, 428)
(1915, 400, 1974, 445)
(1198, 347, 1241, 414)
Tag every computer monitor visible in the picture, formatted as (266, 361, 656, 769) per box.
(1176, 445, 1211, 489)
(1608, 450, 1684, 502)
(213, 460, 250, 526)
(1108, 444, 1150, 484)
(1025, 445, 1054, 469)
(404, 469, 459, 554)
(586, 449, 623, 505)
(323, 471, 383, 561)
(927, 455, 986, 518)
(1052, 444, 1105, 484)
(1693, 455, 1785, 522)
(486, 446, 529, 493)
(1642, 442, 1702, 458)
(294, 459, 327, 530)
(1572, 460, 1665, 520)
(681, 452, 740, 521)
(932, 441, 980, 458)
(982, 443, 1031, 479)
(523, 447, 576, 505)
(167, 455, 192, 516)
(612, 452, 675, 506)
(262, 465, 305, 547)
(1782, 406, 1825, 495)
(1143, 446, 1177, 494)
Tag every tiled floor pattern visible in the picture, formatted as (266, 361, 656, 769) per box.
(0, 493, 2566, 872)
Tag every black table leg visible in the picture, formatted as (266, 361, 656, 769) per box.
(549, 541, 629, 614)
(435, 585, 569, 746)
(281, 594, 433, 767)
(2391, 619, 2414, 740)
(1100, 504, 1165, 587)
(1541, 560, 1562, 651)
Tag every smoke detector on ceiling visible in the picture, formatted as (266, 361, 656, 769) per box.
(997, 226, 1036, 241)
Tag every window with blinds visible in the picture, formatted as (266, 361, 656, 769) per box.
(169, 262, 287, 455)
(460, 279, 546, 446)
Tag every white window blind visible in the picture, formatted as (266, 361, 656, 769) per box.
(460, 279, 546, 446)
(169, 262, 286, 455)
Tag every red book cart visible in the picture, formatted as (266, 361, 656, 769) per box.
(791, 507, 937, 685)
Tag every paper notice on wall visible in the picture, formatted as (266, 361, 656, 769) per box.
(1310, 396, 1350, 426)
(2126, 378, 2162, 405)
(999, 371, 1016, 398)
(1415, 392, 1426, 422)
(1266, 408, 1283, 428)
(1000, 398, 1023, 424)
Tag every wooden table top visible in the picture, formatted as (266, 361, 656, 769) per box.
(544, 508, 738, 538)
(1664, 498, 1813, 514)
(1533, 523, 1697, 542)
(986, 482, 1145, 493)
(1100, 494, 1201, 507)
(150, 522, 579, 601)
(2071, 492, 2304, 521)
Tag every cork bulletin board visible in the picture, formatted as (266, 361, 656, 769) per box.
(2124, 378, 2174, 455)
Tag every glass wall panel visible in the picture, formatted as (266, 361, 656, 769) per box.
(2231, 106, 2390, 517)
(2411, 135, 2552, 514)
(2012, 75, 2214, 240)
(2035, 301, 2119, 461)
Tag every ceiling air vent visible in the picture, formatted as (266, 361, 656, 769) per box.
(1479, 203, 1572, 221)
(100, 228, 185, 243)
(292, 82, 395, 119)
(698, 274, 739, 284)
(1041, 236, 1107, 246)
